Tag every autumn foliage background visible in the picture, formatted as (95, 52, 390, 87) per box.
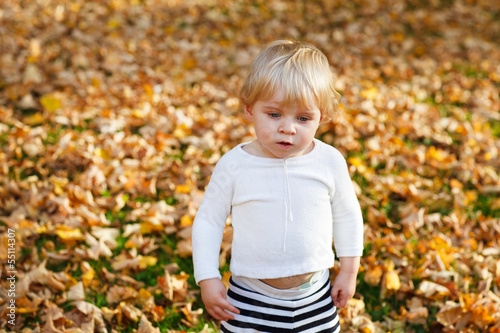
(1, 0, 500, 332)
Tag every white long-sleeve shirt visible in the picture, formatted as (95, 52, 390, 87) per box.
(192, 139, 364, 284)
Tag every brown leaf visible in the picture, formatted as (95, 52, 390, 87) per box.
(106, 286, 138, 305)
(416, 281, 451, 299)
(119, 302, 143, 322)
(158, 270, 189, 302)
(137, 314, 161, 333)
(363, 265, 383, 286)
(67, 282, 85, 302)
(436, 302, 464, 329)
(74, 301, 107, 333)
(181, 303, 204, 327)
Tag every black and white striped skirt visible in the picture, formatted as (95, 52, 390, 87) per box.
(220, 270, 340, 333)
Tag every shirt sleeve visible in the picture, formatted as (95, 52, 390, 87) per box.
(192, 154, 235, 284)
(330, 149, 364, 257)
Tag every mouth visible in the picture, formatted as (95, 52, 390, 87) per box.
(277, 141, 293, 149)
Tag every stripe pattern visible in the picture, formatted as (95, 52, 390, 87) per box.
(220, 276, 340, 333)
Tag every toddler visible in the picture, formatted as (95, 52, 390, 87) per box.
(192, 40, 364, 333)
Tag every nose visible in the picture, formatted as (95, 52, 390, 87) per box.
(279, 118, 296, 135)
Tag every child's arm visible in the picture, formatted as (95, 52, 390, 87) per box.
(192, 153, 241, 320)
(328, 148, 364, 308)
(199, 278, 240, 321)
(331, 256, 360, 308)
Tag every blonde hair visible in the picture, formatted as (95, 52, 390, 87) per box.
(240, 40, 340, 122)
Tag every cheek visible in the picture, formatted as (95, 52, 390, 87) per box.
(256, 125, 274, 143)
(305, 123, 320, 135)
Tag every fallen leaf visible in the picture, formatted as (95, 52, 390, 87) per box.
(364, 265, 383, 286)
(181, 303, 204, 327)
(137, 314, 161, 333)
(385, 270, 401, 291)
(416, 281, 451, 299)
(106, 286, 138, 304)
(119, 302, 143, 322)
(67, 282, 85, 302)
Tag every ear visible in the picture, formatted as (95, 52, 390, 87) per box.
(244, 104, 254, 121)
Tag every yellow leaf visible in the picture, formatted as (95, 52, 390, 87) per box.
(164, 26, 175, 34)
(136, 288, 153, 307)
(143, 83, 154, 96)
(246, 36, 259, 45)
(140, 221, 164, 234)
(455, 124, 467, 134)
(183, 58, 197, 70)
(25, 112, 44, 126)
(50, 176, 68, 195)
(449, 179, 462, 189)
(221, 271, 232, 290)
(92, 77, 101, 87)
(180, 215, 192, 227)
(175, 184, 192, 194)
(364, 265, 383, 286)
(132, 109, 145, 118)
(348, 156, 363, 167)
(107, 18, 121, 29)
(173, 124, 191, 138)
(82, 266, 95, 287)
(360, 86, 378, 100)
(489, 71, 500, 82)
(389, 136, 405, 147)
(385, 270, 401, 291)
(94, 147, 111, 159)
(429, 235, 450, 251)
(138, 255, 157, 269)
(392, 32, 405, 42)
(348, 156, 368, 174)
(56, 227, 84, 241)
(40, 95, 62, 112)
(464, 190, 477, 205)
(70, 3, 81, 12)
(438, 251, 453, 268)
(384, 259, 396, 271)
(36, 225, 48, 234)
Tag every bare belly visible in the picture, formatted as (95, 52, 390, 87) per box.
(260, 272, 316, 289)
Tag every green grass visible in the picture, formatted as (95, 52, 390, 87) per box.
(474, 193, 500, 217)
(87, 288, 109, 308)
(356, 273, 437, 332)
(490, 120, 500, 138)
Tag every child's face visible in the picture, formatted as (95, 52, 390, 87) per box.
(244, 87, 322, 159)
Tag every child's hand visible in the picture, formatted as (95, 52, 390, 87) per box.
(199, 278, 240, 321)
(330, 271, 357, 308)
(331, 256, 360, 308)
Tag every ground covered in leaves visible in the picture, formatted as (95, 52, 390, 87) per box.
(1, 0, 500, 332)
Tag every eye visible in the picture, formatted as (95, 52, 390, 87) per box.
(297, 116, 310, 122)
(268, 112, 281, 118)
